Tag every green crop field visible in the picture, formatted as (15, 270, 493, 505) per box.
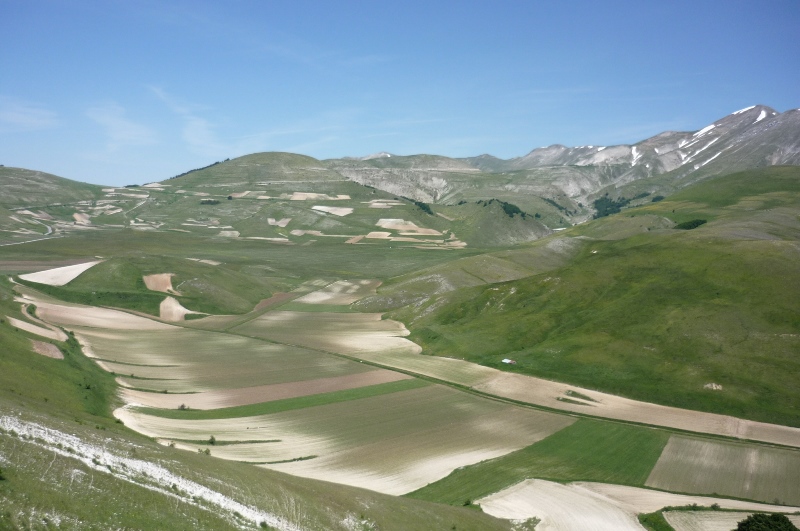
(408, 418, 670, 506)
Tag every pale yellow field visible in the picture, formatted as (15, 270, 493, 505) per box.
(159, 296, 203, 321)
(18, 260, 103, 286)
(478, 479, 643, 531)
(479, 480, 800, 528)
(33, 299, 174, 330)
(646, 436, 800, 505)
(116, 384, 574, 495)
(6, 315, 68, 341)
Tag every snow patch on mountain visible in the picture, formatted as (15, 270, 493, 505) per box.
(693, 124, 716, 137)
(631, 146, 642, 165)
(732, 105, 756, 115)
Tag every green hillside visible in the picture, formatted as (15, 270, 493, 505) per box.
(399, 167, 800, 426)
(0, 166, 103, 208)
(162, 152, 346, 188)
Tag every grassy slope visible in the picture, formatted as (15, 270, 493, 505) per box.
(408, 418, 669, 505)
(0, 277, 511, 530)
(0, 166, 103, 208)
(403, 167, 800, 426)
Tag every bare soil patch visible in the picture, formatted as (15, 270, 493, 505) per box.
(311, 206, 353, 217)
(72, 212, 91, 225)
(289, 192, 350, 201)
(18, 260, 103, 286)
(159, 296, 204, 321)
(30, 339, 63, 359)
(376, 218, 442, 236)
(143, 273, 181, 295)
(479, 480, 800, 528)
(7, 316, 68, 341)
(33, 299, 174, 330)
(254, 293, 295, 311)
(478, 479, 642, 530)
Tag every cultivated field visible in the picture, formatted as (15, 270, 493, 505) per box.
(663, 511, 800, 531)
(118, 384, 573, 495)
(478, 479, 643, 531)
(16, 278, 578, 497)
(18, 260, 103, 286)
(646, 436, 800, 505)
(231, 310, 420, 356)
(478, 479, 800, 528)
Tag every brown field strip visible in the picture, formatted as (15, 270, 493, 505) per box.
(646, 435, 800, 505)
(142, 273, 180, 294)
(30, 339, 63, 359)
(120, 369, 412, 410)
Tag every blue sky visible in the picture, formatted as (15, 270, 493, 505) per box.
(1, 0, 798, 186)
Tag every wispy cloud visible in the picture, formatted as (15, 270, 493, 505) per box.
(0, 96, 59, 132)
(149, 86, 228, 157)
(150, 85, 361, 158)
(86, 103, 156, 151)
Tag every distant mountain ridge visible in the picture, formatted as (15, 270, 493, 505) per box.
(3, 104, 799, 227)
(461, 105, 798, 173)
(324, 104, 800, 220)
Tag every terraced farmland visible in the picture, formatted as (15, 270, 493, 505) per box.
(16, 274, 574, 496)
